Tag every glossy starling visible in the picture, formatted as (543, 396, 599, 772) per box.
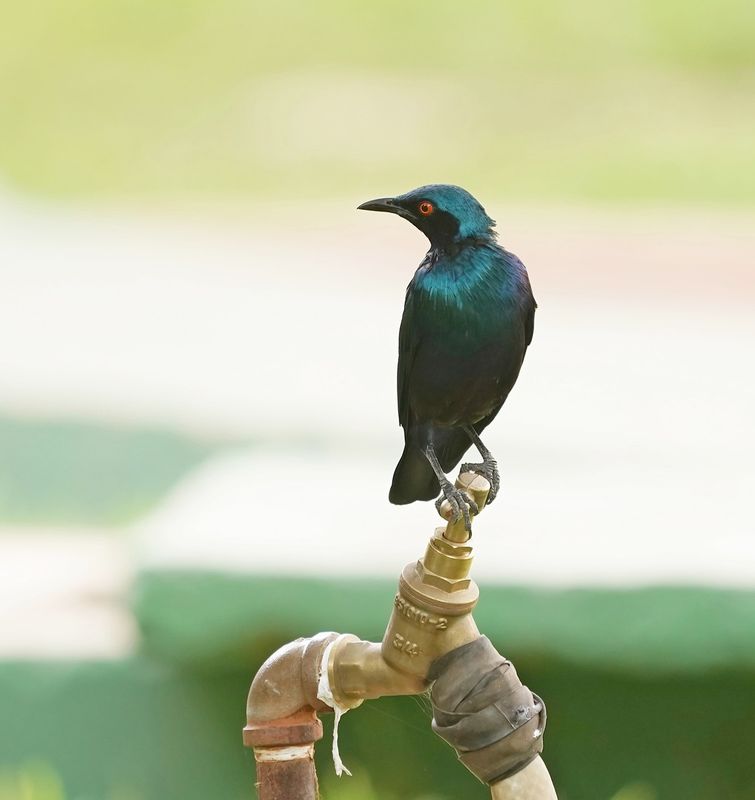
(359, 185, 536, 530)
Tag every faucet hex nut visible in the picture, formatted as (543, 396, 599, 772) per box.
(400, 561, 479, 616)
(416, 528, 475, 591)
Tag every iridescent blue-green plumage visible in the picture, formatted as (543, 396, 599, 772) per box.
(358, 184, 536, 516)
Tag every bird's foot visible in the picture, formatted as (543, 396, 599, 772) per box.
(460, 458, 500, 505)
(435, 480, 479, 532)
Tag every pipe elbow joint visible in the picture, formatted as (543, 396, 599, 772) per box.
(246, 631, 339, 725)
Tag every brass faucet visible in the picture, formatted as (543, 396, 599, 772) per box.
(244, 472, 556, 800)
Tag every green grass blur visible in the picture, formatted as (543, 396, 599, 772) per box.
(0, 417, 222, 525)
(1, 0, 753, 204)
(2, 651, 753, 800)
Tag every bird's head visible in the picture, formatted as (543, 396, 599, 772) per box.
(358, 184, 496, 249)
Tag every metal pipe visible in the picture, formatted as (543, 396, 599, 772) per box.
(251, 712, 320, 800)
(244, 632, 338, 799)
(491, 756, 558, 800)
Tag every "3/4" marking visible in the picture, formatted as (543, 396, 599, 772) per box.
(392, 633, 420, 657)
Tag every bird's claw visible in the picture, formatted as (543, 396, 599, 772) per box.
(460, 459, 500, 505)
(436, 482, 479, 532)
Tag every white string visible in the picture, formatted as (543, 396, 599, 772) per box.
(316, 641, 352, 777)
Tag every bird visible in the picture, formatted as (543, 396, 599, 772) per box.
(358, 184, 536, 530)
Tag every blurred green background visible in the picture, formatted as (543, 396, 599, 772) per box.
(1, 2, 754, 800)
(2, 0, 754, 204)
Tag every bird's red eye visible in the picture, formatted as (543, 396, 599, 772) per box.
(418, 201, 434, 216)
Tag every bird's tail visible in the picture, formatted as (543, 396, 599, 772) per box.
(389, 444, 439, 505)
(389, 428, 474, 505)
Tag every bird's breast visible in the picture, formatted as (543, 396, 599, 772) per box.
(403, 245, 533, 424)
(407, 301, 527, 427)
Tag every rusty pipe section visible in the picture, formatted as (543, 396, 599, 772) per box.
(244, 632, 338, 799)
(244, 472, 557, 799)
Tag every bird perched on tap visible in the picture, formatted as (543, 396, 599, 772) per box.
(358, 185, 536, 531)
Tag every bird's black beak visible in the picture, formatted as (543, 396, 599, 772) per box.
(357, 197, 408, 217)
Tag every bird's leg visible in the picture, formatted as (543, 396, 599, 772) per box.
(424, 441, 479, 532)
(461, 425, 500, 504)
